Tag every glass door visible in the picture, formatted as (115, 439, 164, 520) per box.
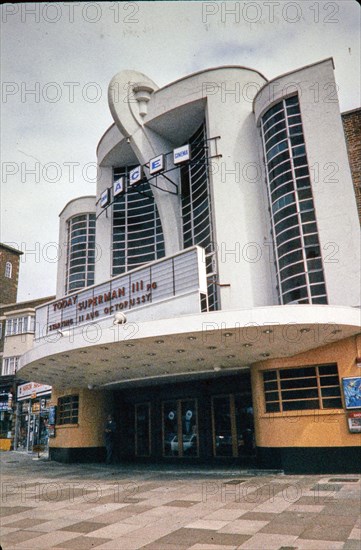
(181, 400, 198, 457)
(162, 399, 198, 457)
(212, 395, 234, 456)
(135, 403, 151, 457)
(212, 394, 254, 458)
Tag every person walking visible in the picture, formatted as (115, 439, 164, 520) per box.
(104, 414, 116, 464)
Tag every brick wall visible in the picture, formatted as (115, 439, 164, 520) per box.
(0, 246, 22, 305)
(342, 108, 361, 224)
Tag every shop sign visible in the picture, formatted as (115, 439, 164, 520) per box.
(173, 144, 191, 164)
(347, 411, 361, 433)
(100, 188, 110, 208)
(98, 144, 191, 204)
(113, 177, 125, 197)
(17, 382, 52, 401)
(129, 165, 142, 186)
(42, 246, 206, 333)
(342, 377, 361, 409)
(149, 154, 164, 175)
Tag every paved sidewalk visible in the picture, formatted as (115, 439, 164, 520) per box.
(0, 452, 360, 550)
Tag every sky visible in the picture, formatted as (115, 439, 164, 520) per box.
(1, 0, 360, 301)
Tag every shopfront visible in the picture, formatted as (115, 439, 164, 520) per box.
(16, 382, 52, 452)
(0, 388, 14, 451)
(114, 372, 256, 465)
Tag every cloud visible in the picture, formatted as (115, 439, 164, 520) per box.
(1, 0, 359, 300)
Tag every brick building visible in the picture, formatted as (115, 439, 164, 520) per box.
(0, 243, 54, 450)
(0, 243, 23, 305)
(0, 296, 54, 451)
(342, 108, 361, 224)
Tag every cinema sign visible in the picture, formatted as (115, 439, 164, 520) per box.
(38, 247, 207, 335)
(99, 144, 191, 207)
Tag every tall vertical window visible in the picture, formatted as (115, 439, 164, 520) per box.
(112, 166, 165, 276)
(65, 214, 96, 294)
(181, 122, 218, 310)
(5, 262, 12, 278)
(261, 96, 327, 305)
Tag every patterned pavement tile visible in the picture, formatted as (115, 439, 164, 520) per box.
(342, 541, 361, 550)
(241, 512, 278, 521)
(8, 529, 80, 549)
(54, 535, 112, 549)
(24, 517, 90, 533)
(219, 519, 270, 535)
(274, 511, 319, 525)
(348, 526, 361, 539)
(185, 519, 231, 530)
(1, 455, 360, 550)
(138, 543, 190, 550)
(85, 521, 142, 538)
(287, 504, 325, 513)
(148, 527, 214, 546)
(0, 505, 33, 517)
(163, 500, 199, 507)
(0, 526, 18, 535)
(293, 539, 344, 549)
(310, 513, 358, 527)
(237, 533, 298, 549)
(202, 532, 251, 546)
(319, 504, 361, 517)
(89, 509, 140, 524)
(188, 544, 238, 550)
(0, 529, 47, 545)
(1, 517, 49, 529)
(202, 508, 248, 521)
(59, 520, 108, 534)
(298, 523, 354, 541)
(259, 520, 305, 536)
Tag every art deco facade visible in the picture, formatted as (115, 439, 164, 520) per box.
(19, 59, 361, 473)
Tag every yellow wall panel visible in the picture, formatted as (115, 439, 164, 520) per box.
(251, 336, 361, 448)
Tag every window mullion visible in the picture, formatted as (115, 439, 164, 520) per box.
(277, 371, 283, 413)
(316, 366, 323, 409)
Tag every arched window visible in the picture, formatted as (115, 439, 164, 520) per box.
(5, 261, 12, 278)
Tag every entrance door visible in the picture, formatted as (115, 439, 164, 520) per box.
(162, 399, 198, 457)
(135, 403, 151, 457)
(212, 394, 255, 458)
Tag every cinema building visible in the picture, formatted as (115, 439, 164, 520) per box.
(19, 59, 361, 473)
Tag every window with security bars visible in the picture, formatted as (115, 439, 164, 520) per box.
(112, 166, 165, 276)
(263, 364, 342, 412)
(260, 95, 327, 305)
(57, 395, 79, 425)
(180, 122, 218, 311)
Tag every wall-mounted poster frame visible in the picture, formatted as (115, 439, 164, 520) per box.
(342, 377, 361, 410)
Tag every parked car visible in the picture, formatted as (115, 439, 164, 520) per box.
(170, 434, 197, 455)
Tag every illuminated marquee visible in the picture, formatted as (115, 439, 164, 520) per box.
(41, 247, 207, 334)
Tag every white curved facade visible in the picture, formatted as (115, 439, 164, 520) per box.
(19, 60, 361, 472)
